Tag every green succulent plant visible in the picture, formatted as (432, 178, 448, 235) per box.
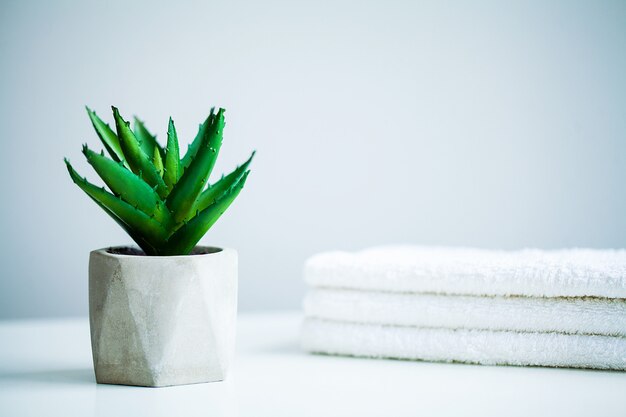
(64, 106, 254, 256)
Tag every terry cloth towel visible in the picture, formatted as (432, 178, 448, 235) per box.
(304, 246, 626, 298)
(301, 318, 626, 370)
(303, 288, 626, 337)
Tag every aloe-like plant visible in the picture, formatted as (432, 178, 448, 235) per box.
(64, 106, 254, 256)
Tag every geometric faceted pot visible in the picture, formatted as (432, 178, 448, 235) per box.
(88, 246, 238, 387)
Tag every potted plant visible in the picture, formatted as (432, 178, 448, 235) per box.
(64, 106, 254, 387)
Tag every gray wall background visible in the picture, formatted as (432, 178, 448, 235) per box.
(1, 0, 625, 319)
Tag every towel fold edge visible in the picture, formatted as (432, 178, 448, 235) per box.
(301, 318, 626, 370)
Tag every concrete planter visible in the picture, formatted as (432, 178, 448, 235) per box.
(88, 246, 238, 387)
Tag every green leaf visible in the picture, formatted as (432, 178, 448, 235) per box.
(70, 105, 253, 256)
(166, 108, 224, 223)
(180, 108, 214, 175)
(192, 150, 255, 218)
(164, 170, 249, 255)
(88, 195, 160, 255)
(133, 116, 165, 160)
(164, 117, 180, 191)
(153, 146, 164, 178)
(64, 158, 169, 248)
(112, 106, 168, 199)
(85, 106, 130, 169)
(81, 146, 172, 226)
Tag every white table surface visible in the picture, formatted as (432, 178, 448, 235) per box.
(1, 311, 625, 417)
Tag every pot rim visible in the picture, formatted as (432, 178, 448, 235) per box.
(92, 245, 233, 259)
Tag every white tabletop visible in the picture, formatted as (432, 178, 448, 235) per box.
(0, 311, 624, 417)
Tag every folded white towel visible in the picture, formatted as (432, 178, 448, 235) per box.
(301, 318, 626, 370)
(304, 246, 626, 298)
(304, 288, 626, 337)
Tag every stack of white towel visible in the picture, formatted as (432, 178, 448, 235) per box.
(301, 246, 626, 370)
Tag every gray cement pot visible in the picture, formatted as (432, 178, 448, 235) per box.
(88, 246, 237, 387)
